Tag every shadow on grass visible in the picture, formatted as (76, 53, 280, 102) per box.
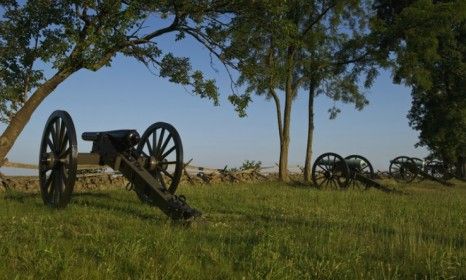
(207, 208, 465, 248)
(3, 191, 112, 203)
(282, 180, 316, 189)
(71, 198, 164, 223)
(3, 191, 39, 203)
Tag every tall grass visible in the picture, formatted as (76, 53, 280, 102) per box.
(0, 180, 465, 279)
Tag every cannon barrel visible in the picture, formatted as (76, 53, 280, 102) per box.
(82, 132, 99, 141)
(82, 130, 140, 150)
(319, 158, 364, 169)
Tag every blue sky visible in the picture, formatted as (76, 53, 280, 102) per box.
(0, 32, 428, 175)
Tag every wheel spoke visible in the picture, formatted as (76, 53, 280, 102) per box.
(161, 146, 176, 159)
(156, 128, 165, 157)
(317, 177, 327, 187)
(58, 123, 66, 150)
(55, 119, 62, 150)
(60, 133, 69, 152)
(146, 139, 153, 155)
(314, 172, 326, 179)
(159, 135, 172, 157)
(324, 178, 331, 187)
(48, 169, 57, 197)
(52, 170, 60, 205)
(331, 179, 339, 189)
(61, 164, 68, 185)
(50, 121, 58, 148)
(47, 136, 55, 151)
(40, 164, 51, 172)
(161, 169, 174, 179)
(152, 131, 157, 154)
(45, 170, 55, 189)
(60, 146, 71, 159)
(317, 163, 329, 172)
(156, 171, 167, 189)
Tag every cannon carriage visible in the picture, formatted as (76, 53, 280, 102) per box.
(388, 156, 454, 186)
(38, 110, 200, 220)
(311, 152, 392, 192)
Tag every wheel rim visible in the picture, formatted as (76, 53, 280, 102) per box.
(345, 154, 374, 189)
(135, 122, 183, 203)
(38, 111, 77, 208)
(312, 153, 349, 189)
(389, 156, 416, 183)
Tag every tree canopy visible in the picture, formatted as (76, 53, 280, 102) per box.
(0, 0, 241, 162)
(0, 0, 242, 122)
(374, 0, 466, 164)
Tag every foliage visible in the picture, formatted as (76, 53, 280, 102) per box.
(1, 181, 466, 278)
(240, 159, 262, 170)
(373, 0, 466, 162)
(223, 0, 382, 118)
(0, 0, 241, 123)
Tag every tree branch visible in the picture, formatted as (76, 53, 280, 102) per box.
(302, 2, 336, 37)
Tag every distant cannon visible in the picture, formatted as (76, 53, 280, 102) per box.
(38, 110, 201, 220)
(311, 153, 393, 192)
(388, 156, 454, 186)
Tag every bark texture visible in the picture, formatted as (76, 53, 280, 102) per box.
(303, 84, 315, 182)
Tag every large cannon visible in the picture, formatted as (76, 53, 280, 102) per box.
(311, 152, 392, 192)
(388, 156, 454, 186)
(38, 110, 201, 220)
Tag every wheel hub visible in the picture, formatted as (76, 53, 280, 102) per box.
(41, 152, 57, 169)
(147, 156, 158, 171)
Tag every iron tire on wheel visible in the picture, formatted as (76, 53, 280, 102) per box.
(38, 110, 78, 208)
(389, 156, 417, 183)
(344, 154, 374, 189)
(135, 122, 183, 205)
(312, 152, 350, 189)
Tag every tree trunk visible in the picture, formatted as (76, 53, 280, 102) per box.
(303, 84, 315, 182)
(279, 84, 294, 182)
(0, 68, 76, 164)
(456, 155, 465, 179)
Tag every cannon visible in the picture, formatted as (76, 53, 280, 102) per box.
(388, 156, 453, 186)
(311, 152, 392, 192)
(424, 160, 456, 181)
(38, 110, 201, 220)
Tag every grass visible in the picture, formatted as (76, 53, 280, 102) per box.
(0, 180, 465, 279)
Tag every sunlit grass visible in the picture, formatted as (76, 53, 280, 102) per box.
(1, 180, 465, 279)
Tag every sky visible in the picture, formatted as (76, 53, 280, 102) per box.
(0, 31, 428, 176)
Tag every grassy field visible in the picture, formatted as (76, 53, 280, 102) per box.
(0, 180, 465, 279)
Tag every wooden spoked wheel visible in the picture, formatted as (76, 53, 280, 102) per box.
(38, 110, 78, 208)
(411, 157, 425, 182)
(389, 156, 417, 183)
(426, 160, 454, 181)
(135, 122, 183, 204)
(344, 154, 374, 189)
(312, 153, 350, 189)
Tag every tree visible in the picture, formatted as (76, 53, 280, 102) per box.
(374, 0, 466, 178)
(223, 0, 378, 182)
(0, 0, 238, 164)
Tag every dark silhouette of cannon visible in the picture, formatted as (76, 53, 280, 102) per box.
(311, 152, 393, 192)
(388, 156, 454, 186)
(38, 110, 201, 220)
